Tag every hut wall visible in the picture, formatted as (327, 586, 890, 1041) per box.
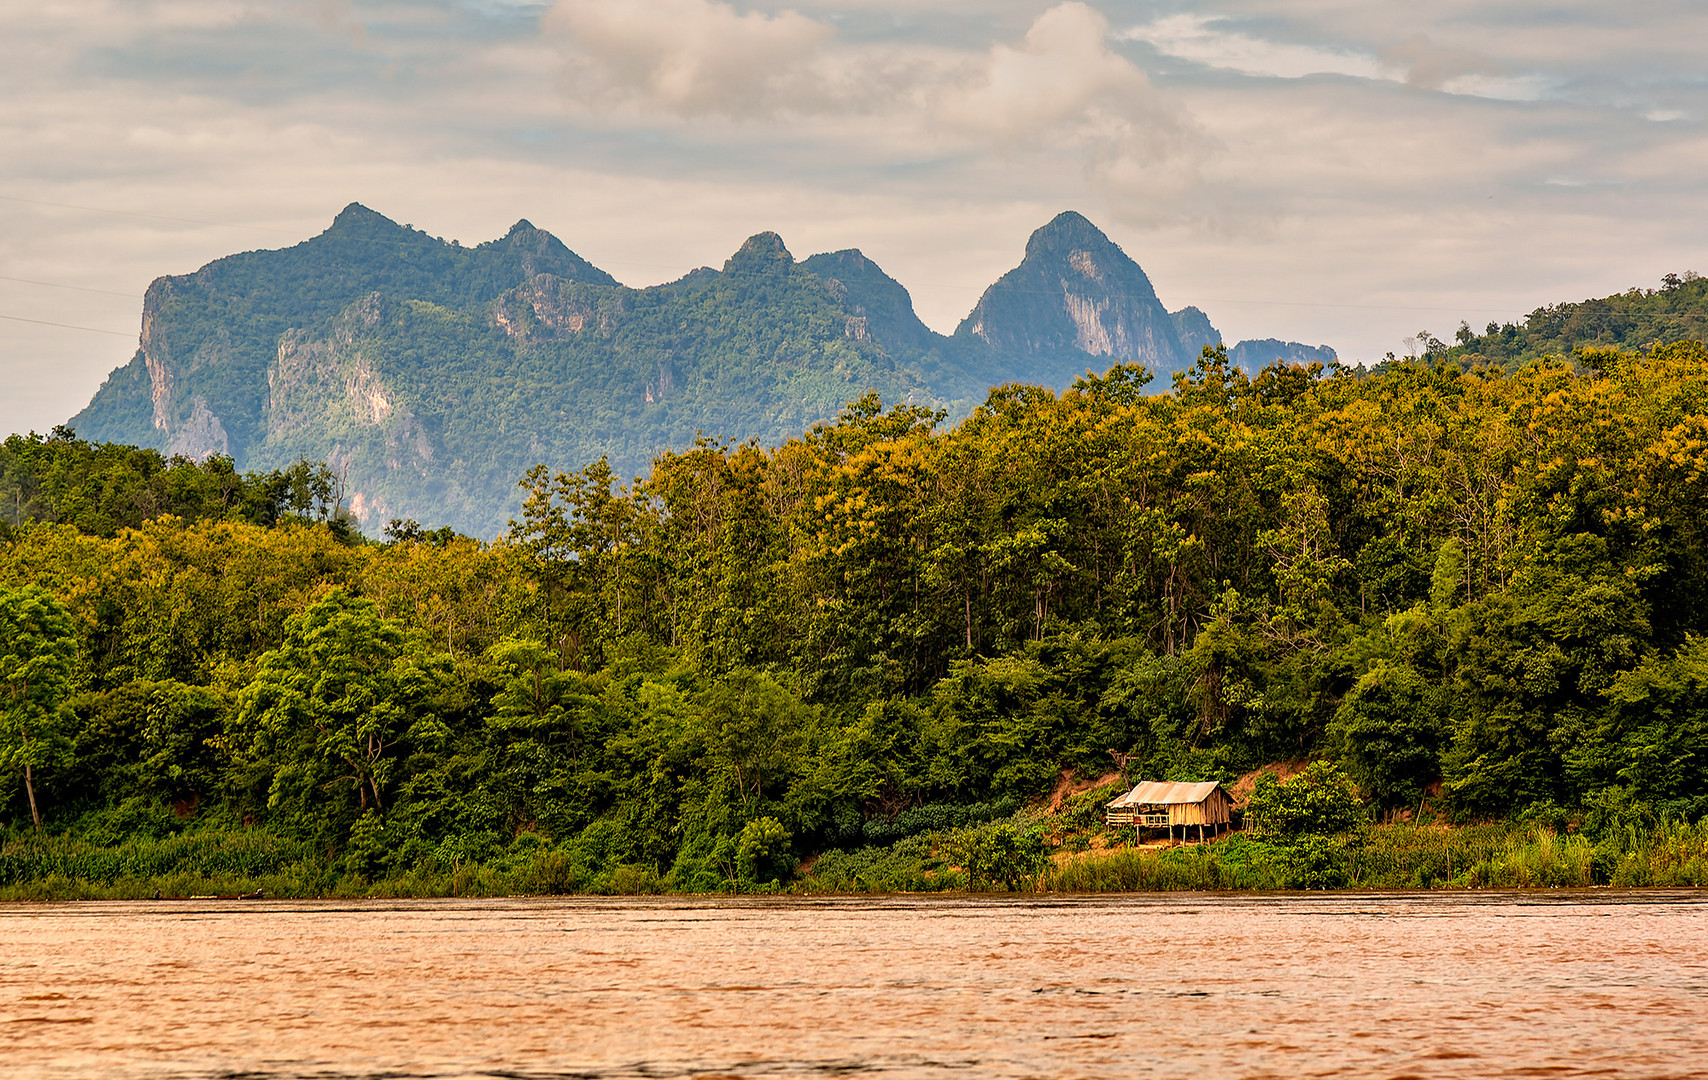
(1167, 794, 1231, 827)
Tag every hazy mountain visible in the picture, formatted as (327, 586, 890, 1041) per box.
(74, 207, 927, 535)
(74, 204, 618, 463)
(1169, 305, 1220, 358)
(1228, 339, 1338, 371)
(69, 204, 1339, 536)
(1168, 305, 1336, 373)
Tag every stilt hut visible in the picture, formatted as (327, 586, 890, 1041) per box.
(1106, 781, 1233, 843)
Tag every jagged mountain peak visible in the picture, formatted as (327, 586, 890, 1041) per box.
(802, 248, 933, 352)
(1016, 211, 1161, 304)
(726, 232, 794, 275)
(1170, 306, 1222, 358)
(484, 219, 618, 286)
(1024, 210, 1115, 257)
(69, 203, 1342, 536)
(332, 200, 384, 223)
(324, 202, 408, 237)
(954, 211, 1185, 381)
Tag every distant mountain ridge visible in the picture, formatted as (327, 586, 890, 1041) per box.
(70, 204, 1335, 535)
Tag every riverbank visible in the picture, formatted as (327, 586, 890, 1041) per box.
(4, 818, 1705, 900)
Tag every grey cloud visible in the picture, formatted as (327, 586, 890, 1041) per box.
(1379, 33, 1499, 90)
(543, 0, 837, 118)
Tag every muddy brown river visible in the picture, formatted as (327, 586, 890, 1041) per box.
(4, 893, 1706, 1078)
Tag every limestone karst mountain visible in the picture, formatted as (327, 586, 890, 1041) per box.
(956, 211, 1192, 383)
(954, 212, 1335, 384)
(1169, 305, 1222, 359)
(1226, 338, 1339, 371)
(69, 204, 1336, 536)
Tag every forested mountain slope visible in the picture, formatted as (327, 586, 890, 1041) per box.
(1422, 272, 1708, 368)
(67, 205, 1331, 536)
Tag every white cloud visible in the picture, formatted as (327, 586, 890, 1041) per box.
(540, 1, 1210, 219)
(542, 0, 1186, 136)
(1122, 13, 1557, 104)
(1120, 14, 1384, 81)
(937, 4, 1154, 137)
(933, 4, 1211, 219)
(1434, 73, 1550, 102)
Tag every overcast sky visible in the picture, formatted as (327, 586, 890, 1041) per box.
(5, 0, 1707, 437)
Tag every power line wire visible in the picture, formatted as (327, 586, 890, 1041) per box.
(0, 312, 133, 337)
(0, 274, 140, 298)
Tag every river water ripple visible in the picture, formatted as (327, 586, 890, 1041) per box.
(3, 892, 1705, 1079)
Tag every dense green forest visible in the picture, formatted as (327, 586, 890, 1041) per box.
(7, 344, 1708, 894)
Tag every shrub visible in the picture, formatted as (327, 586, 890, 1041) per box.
(946, 821, 1047, 891)
(736, 816, 794, 884)
(1247, 761, 1365, 840)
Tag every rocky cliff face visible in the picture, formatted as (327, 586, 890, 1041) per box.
(493, 276, 621, 341)
(72, 203, 622, 468)
(955, 211, 1191, 386)
(130, 278, 234, 460)
(262, 294, 445, 529)
(1170, 305, 1221, 360)
(68, 204, 1341, 536)
(69, 207, 936, 535)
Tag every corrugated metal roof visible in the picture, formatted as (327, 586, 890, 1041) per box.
(1107, 781, 1223, 808)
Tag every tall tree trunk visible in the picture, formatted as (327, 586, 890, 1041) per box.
(24, 762, 40, 831)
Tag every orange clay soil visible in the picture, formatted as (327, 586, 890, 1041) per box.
(1046, 768, 1125, 813)
(1228, 760, 1312, 805)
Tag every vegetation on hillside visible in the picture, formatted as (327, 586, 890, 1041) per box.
(7, 342, 1708, 894)
(70, 208, 977, 536)
(67, 205, 1341, 538)
(1407, 272, 1708, 369)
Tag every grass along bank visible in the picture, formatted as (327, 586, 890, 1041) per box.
(1041, 824, 1654, 892)
(5, 816, 1707, 900)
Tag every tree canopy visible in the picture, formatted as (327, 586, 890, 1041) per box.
(8, 342, 1708, 887)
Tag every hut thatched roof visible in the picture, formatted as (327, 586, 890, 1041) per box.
(1107, 781, 1223, 808)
